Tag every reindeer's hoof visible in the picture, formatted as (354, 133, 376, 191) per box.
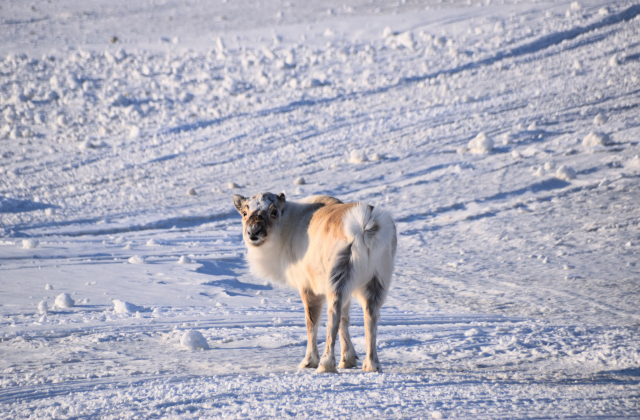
(338, 355, 358, 369)
(298, 356, 319, 369)
(316, 358, 338, 373)
(362, 358, 381, 373)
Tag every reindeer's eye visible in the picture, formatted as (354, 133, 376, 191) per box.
(242, 211, 247, 217)
(271, 209, 278, 218)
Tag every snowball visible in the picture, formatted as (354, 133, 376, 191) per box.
(22, 239, 39, 249)
(180, 330, 209, 350)
(128, 255, 145, 264)
(45, 208, 55, 217)
(349, 150, 368, 164)
(55, 293, 75, 308)
(544, 161, 556, 171)
(511, 150, 521, 159)
(113, 300, 146, 314)
(396, 32, 415, 51)
(129, 125, 141, 139)
(464, 328, 479, 337)
(45, 283, 54, 290)
(186, 187, 197, 196)
(582, 131, 610, 147)
(609, 55, 619, 67)
(227, 182, 240, 189)
(78, 139, 106, 150)
(431, 411, 444, 419)
(370, 153, 384, 161)
(293, 177, 306, 185)
(593, 113, 608, 125)
(599, 7, 609, 15)
(38, 300, 48, 314)
(556, 165, 577, 181)
(627, 155, 640, 168)
(178, 255, 192, 264)
(468, 132, 493, 154)
(146, 239, 158, 246)
(570, 1, 581, 10)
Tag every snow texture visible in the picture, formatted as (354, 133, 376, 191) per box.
(1, 0, 640, 418)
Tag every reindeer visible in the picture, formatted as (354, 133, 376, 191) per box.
(233, 192, 396, 373)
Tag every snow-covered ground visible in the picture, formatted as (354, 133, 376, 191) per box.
(1, 0, 640, 418)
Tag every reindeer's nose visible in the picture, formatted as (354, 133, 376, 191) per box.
(247, 224, 264, 240)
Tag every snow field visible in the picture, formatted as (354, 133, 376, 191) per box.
(1, 0, 640, 418)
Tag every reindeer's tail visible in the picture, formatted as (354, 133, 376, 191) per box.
(341, 203, 396, 287)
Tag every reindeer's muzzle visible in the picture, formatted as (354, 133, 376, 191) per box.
(245, 213, 268, 245)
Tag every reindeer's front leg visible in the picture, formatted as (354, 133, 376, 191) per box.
(298, 288, 323, 369)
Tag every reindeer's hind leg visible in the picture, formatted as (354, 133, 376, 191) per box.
(358, 275, 387, 373)
(318, 244, 353, 373)
(298, 288, 323, 369)
(338, 298, 358, 369)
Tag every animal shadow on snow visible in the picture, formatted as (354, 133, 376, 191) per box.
(197, 259, 272, 294)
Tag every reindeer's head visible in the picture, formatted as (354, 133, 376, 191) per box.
(233, 192, 286, 247)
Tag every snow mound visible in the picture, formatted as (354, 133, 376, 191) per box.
(128, 255, 145, 264)
(178, 255, 192, 264)
(146, 239, 158, 246)
(38, 300, 48, 314)
(180, 330, 209, 350)
(227, 182, 240, 189)
(370, 153, 384, 161)
(349, 150, 368, 164)
(113, 300, 146, 314)
(45, 283, 54, 290)
(464, 328, 480, 337)
(55, 293, 75, 308)
(582, 131, 610, 147)
(186, 187, 197, 196)
(556, 165, 577, 181)
(22, 239, 39, 249)
(468, 132, 493, 154)
(593, 113, 608, 125)
(293, 177, 306, 185)
(78, 139, 106, 150)
(129, 125, 141, 139)
(626, 155, 640, 169)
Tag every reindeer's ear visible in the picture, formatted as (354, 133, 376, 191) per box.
(276, 192, 286, 209)
(233, 195, 246, 213)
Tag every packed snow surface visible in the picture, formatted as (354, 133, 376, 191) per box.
(1, 0, 640, 418)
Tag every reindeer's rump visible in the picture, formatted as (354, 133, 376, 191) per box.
(302, 200, 396, 296)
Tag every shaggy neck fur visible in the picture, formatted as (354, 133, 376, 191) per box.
(245, 201, 313, 286)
